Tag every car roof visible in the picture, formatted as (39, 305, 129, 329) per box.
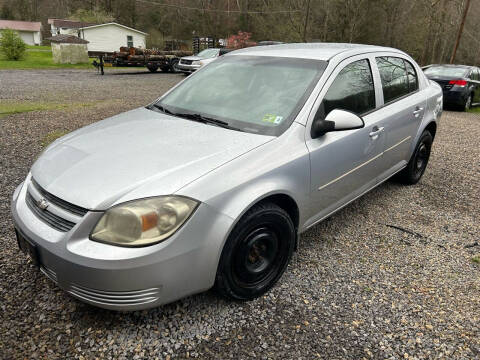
(229, 42, 404, 61)
(427, 64, 475, 69)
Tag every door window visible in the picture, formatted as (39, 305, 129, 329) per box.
(405, 60, 418, 92)
(376, 57, 410, 103)
(318, 59, 375, 119)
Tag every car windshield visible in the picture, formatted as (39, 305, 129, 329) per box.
(424, 66, 468, 78)
(197, 49, 220, 59)
(155, 55, 327, 136)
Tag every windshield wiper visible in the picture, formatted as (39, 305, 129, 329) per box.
(171, 112, 240, 131)
(149, 103, 174, 115)
(149, 104, 240, 131)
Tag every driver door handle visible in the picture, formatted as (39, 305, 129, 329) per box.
(369, 126, 384, 138)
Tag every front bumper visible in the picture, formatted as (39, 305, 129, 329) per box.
(176, 63, 202, 73)
(11, 178, 234, 310)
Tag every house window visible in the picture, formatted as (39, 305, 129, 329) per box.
(127, 35, 133, 48)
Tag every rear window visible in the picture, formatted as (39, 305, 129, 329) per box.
(424, 66, 469, 78)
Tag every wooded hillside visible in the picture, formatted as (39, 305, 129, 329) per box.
(1, 0, 479, 66)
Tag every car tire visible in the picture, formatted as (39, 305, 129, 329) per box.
(394, 130, 433, 185)
(214, 202, 295, 301)
(169, 58, 179, 73)
(147, 65, 158, 73)
(463, 94, 472, 112)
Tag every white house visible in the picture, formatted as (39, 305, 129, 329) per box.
(48, 19, 95, 36)
(47, 19, 147, 53)
(78, 23, 147, 52)
(0, 20, 42, 45)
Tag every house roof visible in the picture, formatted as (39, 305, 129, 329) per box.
(79, 22, 148, 35)
(0, 20, 42, 32)
(48, 18, 96, 29)
(46, 34, 89, 44)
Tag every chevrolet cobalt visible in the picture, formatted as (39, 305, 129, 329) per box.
(12, 44, 443, 310)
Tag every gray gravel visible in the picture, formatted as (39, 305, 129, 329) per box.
(1, 69, 479, 359)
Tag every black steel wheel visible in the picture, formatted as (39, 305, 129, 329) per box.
(394, 130, 433, 185)
(215, 202, 295, 300)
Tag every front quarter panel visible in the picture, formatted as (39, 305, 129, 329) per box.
(176, 122, 311, 240)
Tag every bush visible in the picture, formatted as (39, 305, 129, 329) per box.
(0, 29, 27, 60)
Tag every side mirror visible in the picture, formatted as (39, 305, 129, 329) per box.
(311, 109, 365, 138)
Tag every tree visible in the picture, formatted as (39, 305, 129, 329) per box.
(0, 29, 27, 61)
(0, 4, 14, 19)
(68, 7, 114, 23)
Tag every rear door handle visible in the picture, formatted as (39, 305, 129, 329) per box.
(369, 126, 384, 138)
(413, 107, 424, 117)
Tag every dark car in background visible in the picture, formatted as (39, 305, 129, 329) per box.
(423, 64, 480, 111)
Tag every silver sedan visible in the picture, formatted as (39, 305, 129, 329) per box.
(12, 43, 443, 310)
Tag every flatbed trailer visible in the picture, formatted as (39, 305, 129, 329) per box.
(90, 47, 193, 75)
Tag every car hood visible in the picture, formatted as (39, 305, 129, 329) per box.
(31, 107, 273, 210)
(181, 55, 213, 61)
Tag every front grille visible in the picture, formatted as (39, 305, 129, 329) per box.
(69, 284, 161, 307)
(25, 191, 76, 232)
(181, 59, 192, 65)
(31, 179, 88, 216)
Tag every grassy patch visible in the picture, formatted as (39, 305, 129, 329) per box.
(26, 45, 52, 51)
(0, 100, 104, 118)
(41, 130, 70, 148)
(0, 46, 95, 69)
(472, 255, 480, 264)
(0, 102, 70, 117)
(467, 106, 480, 113)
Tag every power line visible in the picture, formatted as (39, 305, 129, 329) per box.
(136, 0, 302, 14)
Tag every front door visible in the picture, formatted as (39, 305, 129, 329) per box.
(305, 57, 386, 228)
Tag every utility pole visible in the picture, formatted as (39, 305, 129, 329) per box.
(450, 0, 471, 64)
(303, 0, 311, 42)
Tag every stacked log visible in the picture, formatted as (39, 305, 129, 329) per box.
(109, 47, 193, 63)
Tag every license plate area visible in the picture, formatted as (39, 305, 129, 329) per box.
(15, 229, 40, 266)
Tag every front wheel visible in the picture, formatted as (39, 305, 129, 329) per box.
(214, 202, 295, 301)
(394, 130, 433, 185)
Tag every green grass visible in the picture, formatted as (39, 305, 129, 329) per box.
(467, 106, 480, 113)
(0, 46, 95, 69)
(472, 255, 480, 264)
(41, 130, 71, 148)
(0, 101, 71, 117)
(26, 45, 51, 51)
(0, 100, 103, 118)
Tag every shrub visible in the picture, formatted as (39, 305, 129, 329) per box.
(0, 29, 27, 60)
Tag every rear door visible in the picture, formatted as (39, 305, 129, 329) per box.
(373, 56, 427, 178)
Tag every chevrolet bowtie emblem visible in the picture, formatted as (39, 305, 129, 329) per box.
(37, 197, 49, 210)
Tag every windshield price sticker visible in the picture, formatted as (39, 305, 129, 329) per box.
(262, 114, 283, 124)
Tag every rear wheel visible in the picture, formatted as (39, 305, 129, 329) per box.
(463, 94, 472, 111)
(147, 65, 158, 73)
(394, 130, 433, 185)
(214, 202, 295, 300)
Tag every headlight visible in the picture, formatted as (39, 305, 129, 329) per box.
(192, 60, 203, 66)
(90, 196, 198, 247)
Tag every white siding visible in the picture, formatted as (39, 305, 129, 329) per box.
(80, 24, 146, 53)
(17, 31, 35, 45)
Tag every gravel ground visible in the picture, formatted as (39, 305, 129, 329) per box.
(1, 69, 479, 359)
